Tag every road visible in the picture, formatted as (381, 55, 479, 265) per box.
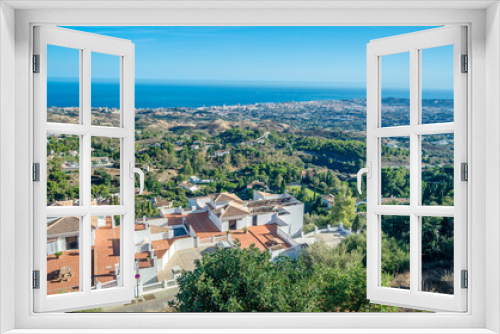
(102, 286, 179, 313)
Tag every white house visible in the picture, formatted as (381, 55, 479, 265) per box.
(321, 193, 335, 208)
(46, 216, 102, 255)
(213, 150, 230, 157)
(179, 181, 201, 193)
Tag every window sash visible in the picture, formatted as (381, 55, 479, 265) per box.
(366, 26, 468, 312)
(33, 26, 136, 312)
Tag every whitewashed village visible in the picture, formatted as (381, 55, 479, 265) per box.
(46, 189, 354, 301)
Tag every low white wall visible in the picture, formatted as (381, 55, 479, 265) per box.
(138, 266, 158, 285)
(151, 232, 169, 241)
(160, 237, 195, 270)
(134, 229, 151, 245)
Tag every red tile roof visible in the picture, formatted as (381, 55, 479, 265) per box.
(46, 217, 121, 295)
(135, 252, 154, 268)
(186, 212, 225, 239)
(91, 217, 120, 286)
(231, 224, 290, 251)
(47, 250, 80, 295)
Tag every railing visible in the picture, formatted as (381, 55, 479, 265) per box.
(140, 279, 177, 295)
(276, 227, 299, 247)
(142, 281, 163, 293)
(151, 232, 169, 241)
(198, 235, 230, 246)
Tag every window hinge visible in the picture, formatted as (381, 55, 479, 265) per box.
(33, 163, 40, 182)
(33, 270, 40, 289)
(33, 54, 40, 73)
(461, 162, 468, 182)
(461, 54, 468, 73)
(461, 270, 468, 289)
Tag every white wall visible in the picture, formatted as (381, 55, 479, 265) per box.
(188, 197, 210, 209)
(151, 232, 169, 241)
(0, 3, 15, 333)
(277, 204, 304, 238)
(256, 212, 274, 225)
(159, 237, 194, 270)
(47, 242, 57, 255)
(134, 229, 151, 253)
(235, 217, 250, 230)
(138, 266, 157, 285)
(208, 209, 224, 231)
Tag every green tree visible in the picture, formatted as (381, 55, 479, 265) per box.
(170, 244, 317, 312)
(182, 162, 193, 176)
(330, 183, 356, 228)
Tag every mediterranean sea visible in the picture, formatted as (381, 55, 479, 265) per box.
(47, 80, 453, 109)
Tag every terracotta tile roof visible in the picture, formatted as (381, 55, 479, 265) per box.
(185, 212, 225, 239)
(47, 216, 79, 236)
(213, 202, 250, 219)
(47, 250, 80, 295)
(161, 213, 185, 225)
(214, 192, 245, 205)
(135, 224, 146, 231)
(247, 195, 301, 214)
(150, 225, 170, 234)
(135, 252, 154, 268)
(151, 235, 192, 259)
(231, 224, 290, 251)
(91, 217, 120, 286)
(49, 200, 76, 207)
(321, 193, 335, 202)
(255, 190, 273, 197)
(47, 217, 120, 295)
(154, 197, 173, 208)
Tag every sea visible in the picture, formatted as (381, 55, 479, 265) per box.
(47, 80, 453, 109)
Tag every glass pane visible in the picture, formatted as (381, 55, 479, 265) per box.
(421, 45, 454, 124)
(47, 216, 80, 295)
(47, 134, 80, 206)
(421, 216, 454, 295)
(91, 52, 121, 127)
(381, 52, 410, 127)
(421, 134, 454, 206)
(381, 215, 410, 289)
(91, 137, 121, 205)
(91, 216, 122, 290)
(381, 137, 410, 205)
(47, 45, 80, 124)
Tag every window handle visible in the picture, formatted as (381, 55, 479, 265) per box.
(357, 162, 371, 195)
(130, 162, 145, 194)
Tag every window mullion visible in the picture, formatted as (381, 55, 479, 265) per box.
(81, 48, 92, 295)
(409, 47, 420, 294)
(82, 48, 91, 209)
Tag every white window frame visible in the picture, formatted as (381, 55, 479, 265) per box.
(366, 26, 467, 312)
(1, 2, 499, 333)
(33, 26, 136, 312)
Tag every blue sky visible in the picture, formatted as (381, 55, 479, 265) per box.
(49, 26, 453, 90)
